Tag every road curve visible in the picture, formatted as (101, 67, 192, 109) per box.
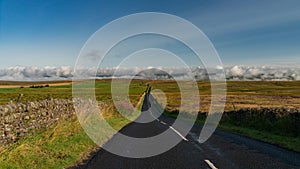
(71, 88, 300, 169)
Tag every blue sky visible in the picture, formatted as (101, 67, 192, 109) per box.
(1, 0, 300, 68)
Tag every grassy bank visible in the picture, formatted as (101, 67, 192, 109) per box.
(0, 108, 136, 169)
(0, 116, 94, 169)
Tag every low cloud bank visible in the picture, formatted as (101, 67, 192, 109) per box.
(0, 66, 73, 81)
(0, 65, 299, 81)
(225, 65, 300, 81)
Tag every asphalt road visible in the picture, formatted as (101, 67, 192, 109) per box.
(72, 89, 300, 169)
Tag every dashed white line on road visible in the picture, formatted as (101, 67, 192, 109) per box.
(160, 121, 167, 125)
(149, 109, 188, 141)
(169, 126, 189, 141)
(149, 104, 217, 168)
(204, 159, 218, 169)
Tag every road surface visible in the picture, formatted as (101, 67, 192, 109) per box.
(71, 88, 300, 169)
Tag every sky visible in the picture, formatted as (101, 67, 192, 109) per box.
(1, 0, 300, 68)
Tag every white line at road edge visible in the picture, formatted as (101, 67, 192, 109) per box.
(205, 159, 218, 169)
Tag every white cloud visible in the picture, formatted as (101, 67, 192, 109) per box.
(0, 66, 73, 81)
(229, 65, 245, 77)
(0, 65, 299, 81)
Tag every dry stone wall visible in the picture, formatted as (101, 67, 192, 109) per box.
(0, 98, 75, 144)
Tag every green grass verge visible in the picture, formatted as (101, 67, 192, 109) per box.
(218, 124, 300, 153)
(0, 113, 134, 169)
(0, 117, 95, 169)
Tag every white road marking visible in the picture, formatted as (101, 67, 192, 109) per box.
(149, 107, 188, 141)
(204, 159, 218, 169)
(160, 121, 167, 125)
(169, 126, 189, 141)
(148, 100, 218, 168)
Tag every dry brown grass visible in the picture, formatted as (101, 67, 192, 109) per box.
(149, 80, 300, 112)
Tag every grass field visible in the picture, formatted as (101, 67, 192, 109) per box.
(0, 79, 300, 168)
(150, 80, 300, 112)
(1, 80, 299, 110)
(0, 79, 146, 105)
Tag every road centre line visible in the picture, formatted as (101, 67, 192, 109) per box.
(149, 109, 188, 141)
(160, 121, 167, 125)
(204, 159, 218, 169)
(169, 126, 189, 141)
(149, 100, 216, 168)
